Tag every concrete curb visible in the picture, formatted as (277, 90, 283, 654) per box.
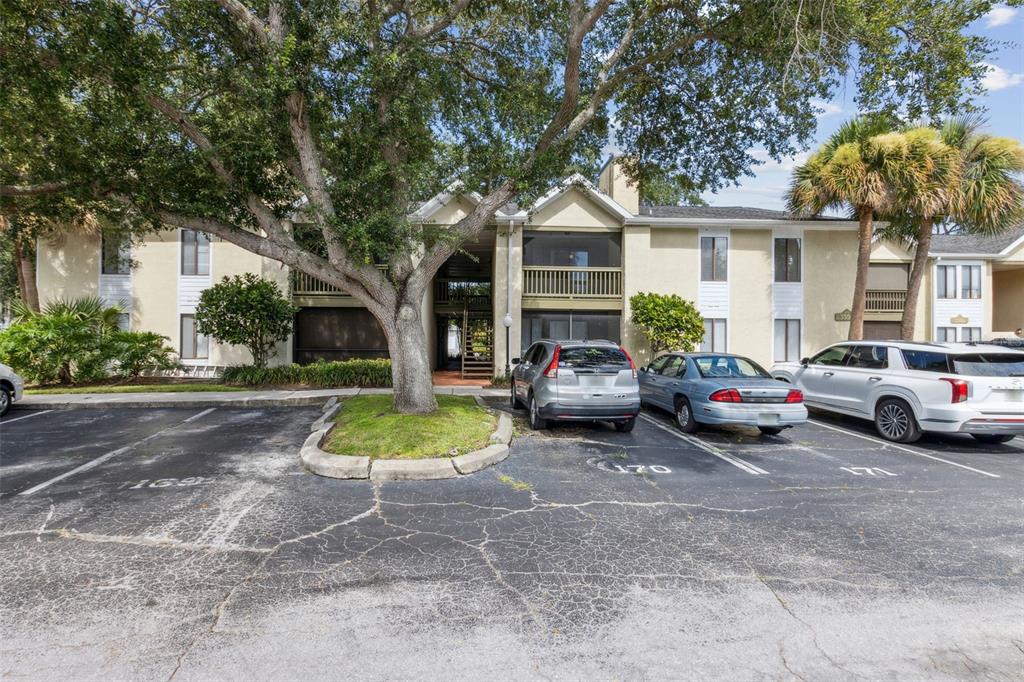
(301, 398, 513, 481)
(20, 387, 507, 410)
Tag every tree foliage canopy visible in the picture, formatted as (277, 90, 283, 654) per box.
(0, 0, 1008, 410)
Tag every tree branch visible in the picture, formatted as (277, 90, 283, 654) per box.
(0, 182, 70, 197)
(211, 0, 270, 48)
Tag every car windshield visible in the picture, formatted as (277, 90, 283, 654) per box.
(693, 355, 769, 378)
(951, 353, 1024, 377)
(558, 346, 630, 370)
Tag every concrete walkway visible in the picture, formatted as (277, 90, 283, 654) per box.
(17, 386, 508, 410)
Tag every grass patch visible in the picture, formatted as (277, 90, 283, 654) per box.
(27, 383, 247, 395)
(498, 475, 532, 491)
(322, 395, 497, 460)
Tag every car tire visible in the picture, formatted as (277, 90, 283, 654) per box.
(874, 398, 922, 443)
(758, 426, 783, 436)
(674, 397, 699, 433)
(0, 386, 9, 418)
(614, 418, 636, 433)
(971, 434, 1015, 445)
(527, 392, 547, 431)
(510, 383, 520, 409)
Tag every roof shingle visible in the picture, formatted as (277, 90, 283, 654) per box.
(638, 205, 844, 221)
(930, 223, 1024, 255)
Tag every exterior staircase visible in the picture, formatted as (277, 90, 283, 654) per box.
(460, 308, 494, 380)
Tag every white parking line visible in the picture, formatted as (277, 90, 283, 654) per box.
(808, 419, 1001, 479)
(1, 410, 54, 425)
(18, 408, 218, 496)
(638, 414, 769, 475)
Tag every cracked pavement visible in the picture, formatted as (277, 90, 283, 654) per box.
(1, 402, 1022, 680)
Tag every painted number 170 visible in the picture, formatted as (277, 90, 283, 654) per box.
(611, 464, 671, 474)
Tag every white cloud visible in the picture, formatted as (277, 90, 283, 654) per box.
(984, 4, 1017, 27)
(980, 62, 1024, 91)
(748, 149, 810, 173)
(810, 99, 843, 118)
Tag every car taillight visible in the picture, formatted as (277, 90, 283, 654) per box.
(785, 389, 803, 403)
(940, 377, 968, 403)
(543, 345, 561, 378)
(619, 346, 638, 379)
(709, 388, 743, 402)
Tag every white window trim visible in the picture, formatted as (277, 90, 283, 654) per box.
(177, 229, 214, 366)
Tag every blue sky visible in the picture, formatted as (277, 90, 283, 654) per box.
(700, 4, 1024, 212)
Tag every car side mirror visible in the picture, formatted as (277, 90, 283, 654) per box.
(511, 357, 521, 365)
(639, 366, 647, 373)
(800, 357, 809, 366)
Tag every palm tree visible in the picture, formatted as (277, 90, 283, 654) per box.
(880, 117, 1024, 339)
(787, 116, 897, 340)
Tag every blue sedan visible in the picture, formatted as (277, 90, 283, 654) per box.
(638, 353, 807, 435)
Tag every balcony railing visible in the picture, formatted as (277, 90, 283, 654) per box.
(292, 266, 387, 297)
(523, 266, 623, 299)
(434, 279, 491, 308)
(865, 289, 907, 313)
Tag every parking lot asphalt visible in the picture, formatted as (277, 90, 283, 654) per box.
(1, 402, 1022, 680)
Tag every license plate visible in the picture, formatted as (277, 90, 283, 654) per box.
(757, 414, 780, 426)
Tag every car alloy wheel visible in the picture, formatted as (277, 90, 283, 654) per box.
(0, 387, 9, 417)
(675, 401, 690, 428)
(876, 402, 909, 440)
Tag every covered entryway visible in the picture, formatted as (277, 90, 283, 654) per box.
(293, 307, 388, 364)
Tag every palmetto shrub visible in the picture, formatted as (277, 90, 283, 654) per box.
(0, 297, 178, 384)
(223, 359, 393, 387)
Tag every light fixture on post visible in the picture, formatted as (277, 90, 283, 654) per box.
(503, 313, 513, 377)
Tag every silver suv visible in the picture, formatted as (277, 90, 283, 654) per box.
(511, 340, 641, 432)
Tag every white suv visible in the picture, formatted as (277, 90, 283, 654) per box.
(771, 342, 1024, 444)
(0, 363, 24, 418)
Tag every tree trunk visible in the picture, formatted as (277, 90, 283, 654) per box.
(13, 238, 40, 312)
(848, 206, 873, 341)
(381, 294, 438, 414)
(900, 217, 932, 340)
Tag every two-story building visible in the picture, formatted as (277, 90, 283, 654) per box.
(35, 158, 1024, 378)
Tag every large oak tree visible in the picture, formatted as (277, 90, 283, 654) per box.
(0, 0, 1003, 412)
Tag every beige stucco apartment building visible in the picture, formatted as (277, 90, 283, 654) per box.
(35, 160, 1024, 378)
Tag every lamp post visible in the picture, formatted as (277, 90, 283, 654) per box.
(503, 313, 513, 377)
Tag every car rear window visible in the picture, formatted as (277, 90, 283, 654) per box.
(558, 346, 630, 369)
(901, 350, 951, 373)
(951, 353, 1024, 377)
(694, 355, 769, 378)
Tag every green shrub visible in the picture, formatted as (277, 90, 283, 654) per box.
(108, 331, 180, 379)
(629, 292, 705, 354)
(194, 274, 295, 368)
(223, 359, 393, 387)
(0, 312, 109, 384)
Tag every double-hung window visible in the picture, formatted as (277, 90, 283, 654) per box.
(960, 327, 981, 342)
(700, 318, 727, 352)
(180, 314, 209, 360)
(181, 230, 211, 276)
(960, 265, 981, 299)
(773, 238, 801, 282)
(700, 237, 728, 282)
(936, 265, 956, 299)
(936, 327, 957, 342)
(101, 237, 130, 275)
(773, 319, 801, 362)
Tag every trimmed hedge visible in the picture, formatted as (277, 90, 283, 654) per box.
(223, 359, 392, 387)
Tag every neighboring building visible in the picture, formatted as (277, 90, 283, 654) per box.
(34, 159, 1024, 376)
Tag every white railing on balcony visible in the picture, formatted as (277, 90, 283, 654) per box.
(523, 266, 623, 299)
(292, 266, 388, 297)
(865, 289, 907, 313)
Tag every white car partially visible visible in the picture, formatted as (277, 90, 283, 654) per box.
(771, 341, 1024, 444)
(0, 363, 24, 418)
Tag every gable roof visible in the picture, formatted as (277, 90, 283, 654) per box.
(512, 174, 634, 222)
(930, 223, 1024, 256)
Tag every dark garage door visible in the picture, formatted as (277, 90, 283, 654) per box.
(294, 307, 389, 364)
